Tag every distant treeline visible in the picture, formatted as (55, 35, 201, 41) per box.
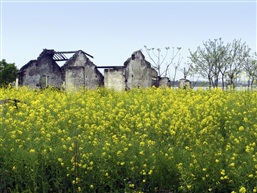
(171, 80, 250, 88)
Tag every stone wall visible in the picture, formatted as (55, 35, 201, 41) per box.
(104, 68, 126, 91)
(159, 77, 171, 87)
(62, 50, 88, 67)
(18, 50, 63, 88)
(103, 50, 170, 91)
(65, 66, 85, 90)
(178, 78, 191, 89)
(18, 60, 40, 88)
(84, 64, 104, 89)
(124, 50, 158, 89)
(62, 50, 104, 89)
(19, 49, 172, 91)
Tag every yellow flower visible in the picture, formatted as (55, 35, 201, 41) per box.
(239, 126, 244, 131)
(120, 162, 125, 166)
(30, 149, 35, 153)
(239, 186, 246, 193)
(245, 146, 251, 153)
(129, 183, 135, 188)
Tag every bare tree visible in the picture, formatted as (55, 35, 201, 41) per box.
(180, 61, 194, 79)
(179, 61, 200, 88)
(172, 54, 183, 86)
(143, 46, 182, 78)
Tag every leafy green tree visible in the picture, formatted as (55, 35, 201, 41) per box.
(189, 38, 250, 89)
(0, 59, 18, 87)
(189, 38, 228, 88)
(225, 39, 251, 88)
(243, 52, 257, 89)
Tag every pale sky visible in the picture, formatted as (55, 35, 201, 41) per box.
(0, 0, 256, 80)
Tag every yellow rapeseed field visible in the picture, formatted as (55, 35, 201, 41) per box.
(1, 86, 257, 193)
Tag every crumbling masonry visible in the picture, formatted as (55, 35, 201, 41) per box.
(18, 49, 171, 90)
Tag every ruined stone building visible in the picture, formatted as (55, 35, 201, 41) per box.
(19, 49, 103, 90)
(104, 50, 158, 91)
(61, 50, 103, 90)
(178, 78, 192, 89)
(18, 49, 63, 89)
(18, 49, 171, 91)
(104, 50, 171, 91)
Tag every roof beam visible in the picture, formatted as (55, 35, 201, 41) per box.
(97, 66, 125, 68)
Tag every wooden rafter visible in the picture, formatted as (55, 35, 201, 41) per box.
(52, 50, 94, 62)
